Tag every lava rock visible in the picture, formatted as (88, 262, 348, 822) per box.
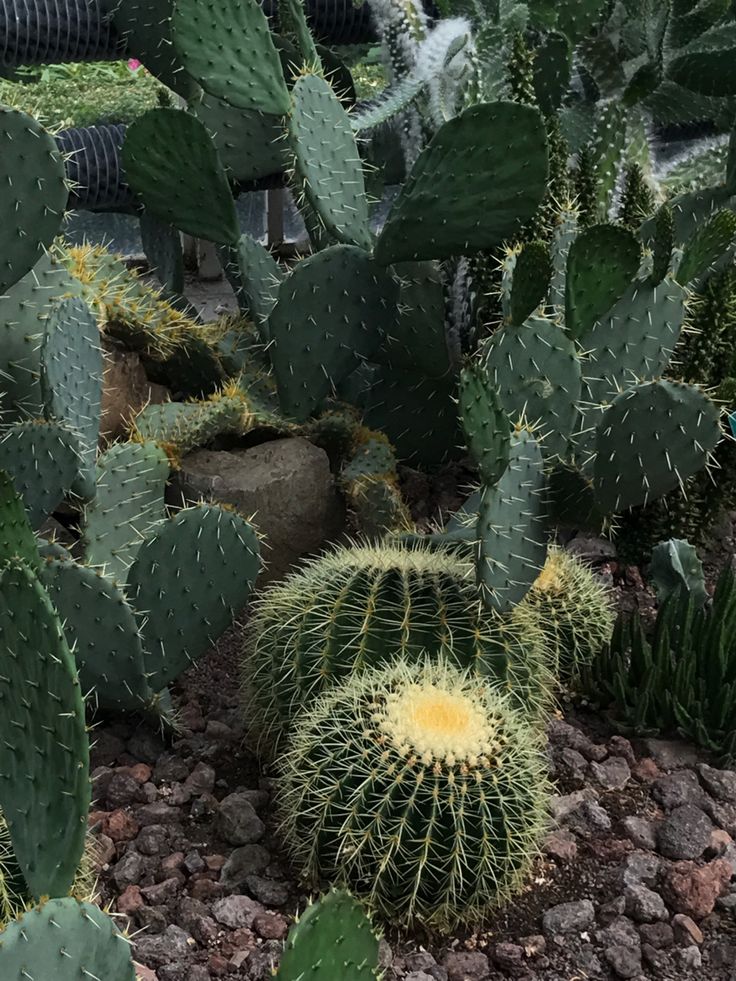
(113, 849, 146, 889)
(212, 895, 264, 929)
(624, 883, 668, 923)
(542, 900, 596, 936)
(135, 925, 193, 969)
(620, 816, 658, 851)
(657, 805, 714, 860)
(697, 763, 736, 804)
(244, 875, 289, 906)
(566, 801, 612, 838)
(638, 922, 674, 949)
(652, 771, 706, 810)
(136, 825, 170, 856)
(671, 913, 704, 945)
(217, 794, 266, 846)
(220, 844, 271, 891)
(662, 859, 733, 918)
(643, 739, 700, 770)
(590, 757, 631, 791)
(543, 830, 578, 863)
(604, 944, 642, 979)
(441, 950, 490, 981)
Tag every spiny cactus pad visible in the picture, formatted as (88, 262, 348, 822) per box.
(565, 224, 641, 341)
(83, 440, 169, 583)
(281, 658, 550, 931)
(0, 898, 136, 981)
(276, 890, 379, 981)
(289, 74, 372, 251)
(375, 101, 548, 265)
(385, 261, 450, 378)
(519, 545, 615, 683)
(219, 233, 283, 342)
(268, 245, 397, 421)
(0, 471, 40, 570)
(594, 380, 721, 513)
(483, 316, 581, 461)
(458, 362, 511, 486)
(133, 397, 244, 459)
(40, 296, 103, 499)
(0, 107, 68, 295)
(127, 504, 261, 691)
(675, 209, 736, 286)
(507, 241, 552, 326)
(477, 430, 549, 614)
(0, 561, 90, 899)
(41, 559, 154, 713)
(245, 542, 552, 750)
(195, 94, 287, 184)
(173, 0, 290, 115)
(123, 109, 239, 245)
(0, 421, 80, 529)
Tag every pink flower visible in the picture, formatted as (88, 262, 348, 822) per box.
(127, 58, 143, 72)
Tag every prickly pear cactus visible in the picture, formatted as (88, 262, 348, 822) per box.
(0, 421, 80, 529)
(0, 899, 136, 980)
(0, 561, 90, 899)
(0, 107, 68, 294)
(276, 890, 379, 981)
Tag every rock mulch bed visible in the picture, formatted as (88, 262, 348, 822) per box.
(89, 632, 736, 981)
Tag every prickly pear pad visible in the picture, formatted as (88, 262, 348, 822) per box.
(40, 296, 103, 499)
(83, 440, 169, 584)
(0, 421, 80, 528)
(268, 245, 398, 421)
(477, 430, 549, 614)
(123, 109, 240, 245)
(127, 504, 261, 691)
(276, 890, 379, 981)
(458, 363, 511, 486)
(0, 898, 136, 980)
(375, 102, 548, 264)
(0, 107, 68, 295)
(0, 470, 40, 571)
(0, 562, 90, 899)
(41, 559, 155, 713)
(173, 0, 290, 115)
(289, 74, 372, 250)
(594, 379, 721, 513)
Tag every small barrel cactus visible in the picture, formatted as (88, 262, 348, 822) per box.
(280, 657, 551, 931)
(244, 542, 553, 751)
(518, 545, 615, 683)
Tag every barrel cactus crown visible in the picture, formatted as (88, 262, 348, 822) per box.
(518, 546, 615, 684)
(280, 657, 551, 931)
(244, 542, 553, 750)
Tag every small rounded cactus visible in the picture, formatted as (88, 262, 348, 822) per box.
(280, 657, 551, 932)
(518, 545, 615, 683)
(244, 542, 553, 751)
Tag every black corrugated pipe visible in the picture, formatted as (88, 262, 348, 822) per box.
(0, 0, 385, 69)
(56, 123, 286, 211)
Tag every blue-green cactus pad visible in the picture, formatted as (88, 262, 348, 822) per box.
(0, 420, 80, 528)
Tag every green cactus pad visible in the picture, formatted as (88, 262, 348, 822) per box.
(0, 421, 80, 528)
(555, 0, 608, 41)
(112, 0, 196, 98)
(578, 277, 687, 462)
(281, 657, 551, 931)
(458, 363, 511, 486)
(666, 24, 736, 96)
(195, 95, 287, 184)
(0, 253, 80, 420)
(675, 209, 736, 286)
(383, 262, 450, 378)
(651, 204, 674, 286)
(123, 109, 239, 245)
(219, 233, 283, 342)
(0, 561, 90, 899)
(0, 107, 68, 295)
(133, 397, 244, 458)
(375, 102, 548, 264)
(594, 380, 721, 513)
(565, 225, 641, 340)
(483, 316, 581, 461)
(0, 471, 40, 571)
(172, 0, 290, 115)
(0, 898, 136, 980)
(245, 542, 553, 750)
(83, 440, 169, 583)
(549, 207, 578, 312)
(289, 74, 372, 251)
(127, 504, 261, 691)
(41, 558, 154, 714)
(341, 436, 397, 482)
(140, 211, 185, 296)
(649, 538, 707, 607)
(268, 245, 398, 421)
(40, 296, 102, 499)
(277, 890, 379, 981)
(477, 430, 549, 614)
(507, 242, 552, 326)
(533, 31, 572, 114)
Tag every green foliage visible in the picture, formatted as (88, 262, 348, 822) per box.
(649, 539, 708, 607)
(0, 899, 136, 981)
(280, 657, 551, 931)
(276, 891, 379, 981)
(245, 542, 553, 751)
(586, 565, 736, 762)
(458, 362, 511, 485)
